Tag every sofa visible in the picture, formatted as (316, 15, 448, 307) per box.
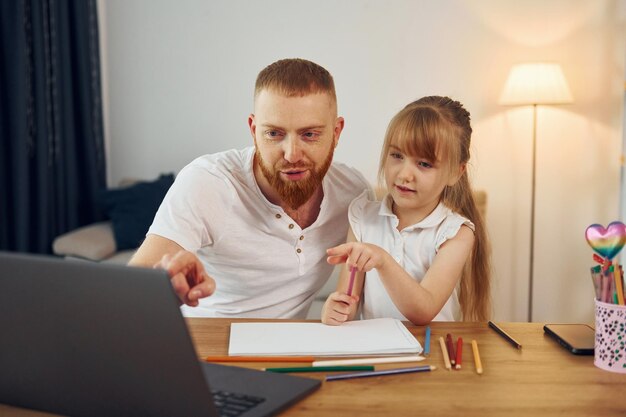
(52, 174, 175, 265)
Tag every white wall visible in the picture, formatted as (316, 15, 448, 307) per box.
(100, 0, 626, 323)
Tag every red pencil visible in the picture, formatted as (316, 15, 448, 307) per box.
(455, 337, 463, 370)
(446, 333, 456, 366)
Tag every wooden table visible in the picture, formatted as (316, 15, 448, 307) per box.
(188, 319, 626, 417)
(2, 319, 625, 416)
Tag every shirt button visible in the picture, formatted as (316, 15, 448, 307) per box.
(299, 235, 304, 240)
(296, 248, 302, 253)
(275, 214, 282, 219)
(288, 224, 294, 229)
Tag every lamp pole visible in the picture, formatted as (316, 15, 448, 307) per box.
(528, 104, 537, 322)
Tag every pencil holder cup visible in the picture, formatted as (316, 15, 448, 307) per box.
(594, 299, 626, 373)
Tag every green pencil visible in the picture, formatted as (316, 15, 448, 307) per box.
(264, 365, 375, 373)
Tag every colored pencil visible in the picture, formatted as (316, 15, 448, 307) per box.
(602, 267, 611, 303)
(312, 355, 424, 367)
(424, 326, 431, 356)
(614, 261, 625, 305)
(439, 337, 451, 370)
(264, 366, 374, 373)
(205, 356, 314, 363)
(347, 266, 356, 296)
(455, 337, 463, 370)
(471, 340, 483, 375)
(325, 365, 436, 381)
(446, 333, 456, 366)
(590, 265, 602, 300)
(488, 321, 522, 349)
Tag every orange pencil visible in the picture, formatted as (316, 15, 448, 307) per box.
(205, 356, 315, 363)
(455, 337, 463, 370)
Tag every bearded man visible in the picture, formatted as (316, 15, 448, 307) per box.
(129, 58, 370, 318)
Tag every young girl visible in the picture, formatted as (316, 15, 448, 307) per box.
(321, 96, 491, 325)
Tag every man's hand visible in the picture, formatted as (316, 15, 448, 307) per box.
(153, 250, 216, 306)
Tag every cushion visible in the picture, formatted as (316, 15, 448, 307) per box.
(52, 221, 117, 261)
(99, 174, 175, 250)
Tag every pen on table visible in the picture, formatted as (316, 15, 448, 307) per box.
(325, 365, 436, 381)
(205, 356, 314, 363)
(471, 339, 483, 375)
(347, 265, 356, 296)
(264, 366, 374, 373)
(439, 337, 451, 371)
(446, 333, 456, 366)
(424, 326, 431, 356)
(312, 355, 424, 367)
(488, 321, 522, 349)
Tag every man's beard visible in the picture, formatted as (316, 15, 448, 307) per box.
(256, 145, 334, 210)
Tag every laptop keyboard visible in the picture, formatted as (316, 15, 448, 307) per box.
(211, 389, 266, 416)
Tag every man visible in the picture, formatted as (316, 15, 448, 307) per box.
(129, 58, 370, 318)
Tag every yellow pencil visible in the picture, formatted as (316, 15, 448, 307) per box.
(439, 336, 451, 370)
(471, 339, 483, 375)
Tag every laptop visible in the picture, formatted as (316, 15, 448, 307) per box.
(0, 251, 320, 417)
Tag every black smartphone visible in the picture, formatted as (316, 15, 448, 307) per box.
(543, 324, 595, 355)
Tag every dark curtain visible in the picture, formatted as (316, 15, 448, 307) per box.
(0, 0, 106, 254)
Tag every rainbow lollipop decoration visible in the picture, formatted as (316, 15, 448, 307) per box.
(584, 221, 626, 261)
(586, 221, 626, 305)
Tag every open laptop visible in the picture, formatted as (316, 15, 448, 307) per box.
(0, 251, 320, 417)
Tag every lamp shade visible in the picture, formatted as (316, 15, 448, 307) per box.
(499, 63, 573, 105)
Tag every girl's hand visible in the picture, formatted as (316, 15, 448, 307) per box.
(327, 242, 390, 273)
(321, 291, 359, 325)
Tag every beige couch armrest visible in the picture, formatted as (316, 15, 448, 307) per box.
(52, 221, 117, 261)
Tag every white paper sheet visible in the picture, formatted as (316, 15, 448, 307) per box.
(228, 318, 423, 356)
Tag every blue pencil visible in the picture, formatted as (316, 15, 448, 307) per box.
(325, 365, 436, 381)
(424, 326, 431, 356)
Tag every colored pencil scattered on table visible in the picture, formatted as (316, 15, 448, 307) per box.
(471, 340, 483, 375)
(265, 366, 374, 373)
(446, 333, 456, 366)
(455, 337, 463, 370)
(205, 356, 314, 363)
(312, 355, 424, 367)
(325, 365, 436, 381)
(439, 336, 451, 370)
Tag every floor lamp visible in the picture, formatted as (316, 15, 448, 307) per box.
(499, 63, 573, 322)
